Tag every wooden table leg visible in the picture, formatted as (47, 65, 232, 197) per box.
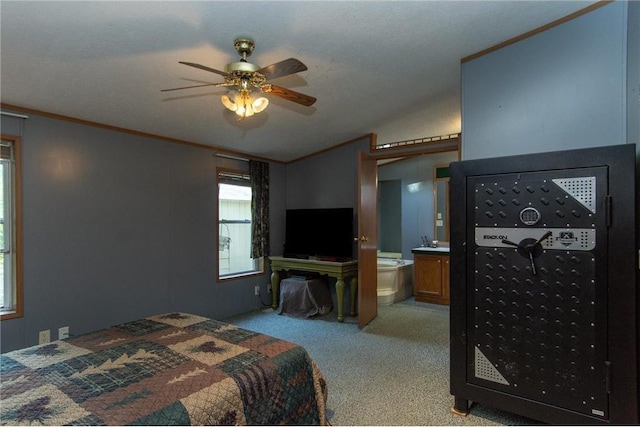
(349, 276, 358, 316)
(271, 270, 280, 310)
(335, 277, 345, 322)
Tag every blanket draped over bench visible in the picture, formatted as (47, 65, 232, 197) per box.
(0, 312, 328, 425)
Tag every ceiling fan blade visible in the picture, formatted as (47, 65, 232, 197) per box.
(258, 58, 308, 81)
(265, 84, 316, 107)
(161, 82, 233, 92)
(179, 61, 229, 77)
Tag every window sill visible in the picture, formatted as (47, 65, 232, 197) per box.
(218, 270, 265, 283)
(1, 309, 23, 320)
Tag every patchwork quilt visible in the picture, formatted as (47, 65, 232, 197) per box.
(0, 313, 328, 425)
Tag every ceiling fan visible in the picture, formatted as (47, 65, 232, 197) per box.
(162, 38, 316, 119)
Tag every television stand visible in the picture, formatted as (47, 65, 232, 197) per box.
(269, 256, 358, 322)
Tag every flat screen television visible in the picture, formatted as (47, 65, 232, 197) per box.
(284, 208, 354, 261)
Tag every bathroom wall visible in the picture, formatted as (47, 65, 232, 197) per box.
(378, 179, 402, 254)
(377, 151, 459, 259)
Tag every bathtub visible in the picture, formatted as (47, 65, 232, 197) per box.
(377, 258, 414, 305)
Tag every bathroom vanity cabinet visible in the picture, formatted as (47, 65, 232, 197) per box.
(412, 249, 450, 305)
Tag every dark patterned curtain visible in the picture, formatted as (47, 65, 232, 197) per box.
(250, 160, 269, 258)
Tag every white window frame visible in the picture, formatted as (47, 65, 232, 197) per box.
(0, 135, 23, 320)
(216, 168, 264, 282)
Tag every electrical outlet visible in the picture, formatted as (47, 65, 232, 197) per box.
(254, 285, 260, 296)
(58, 326, 69, 340)
(38, 329, 50, 345)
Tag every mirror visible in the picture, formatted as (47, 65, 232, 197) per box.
(433, 164, 450, 242)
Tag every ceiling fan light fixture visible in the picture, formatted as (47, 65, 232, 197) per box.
(165, 38, 316, 117)
(222, 88, 268, 119)
(221, 94, 238, 112)
(252, 96, 269, 113)
(237, 102, 253, 118)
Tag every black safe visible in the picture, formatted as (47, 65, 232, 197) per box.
(449, 144, 638, 424)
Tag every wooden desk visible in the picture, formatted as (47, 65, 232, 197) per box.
(269, 256, 358, 322)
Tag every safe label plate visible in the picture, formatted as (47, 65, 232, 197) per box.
(475, 227, 595, 251)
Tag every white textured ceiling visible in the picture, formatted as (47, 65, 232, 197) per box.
(0, 1, 594, 162)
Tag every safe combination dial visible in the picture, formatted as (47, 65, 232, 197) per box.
(501, 230, 552, 275)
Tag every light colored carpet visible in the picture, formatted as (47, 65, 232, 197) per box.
(224, 298, 536, 426)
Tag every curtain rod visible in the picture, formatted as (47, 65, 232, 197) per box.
(1, 111, 29, 119)
(214, 153, 249, 162)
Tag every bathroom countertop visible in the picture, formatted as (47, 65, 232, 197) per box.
(411, 246, 450, 254)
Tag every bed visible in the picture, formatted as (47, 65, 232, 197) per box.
(0, 312, 328, 425)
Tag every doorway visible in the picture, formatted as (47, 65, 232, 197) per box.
(376, 151, 459, 260)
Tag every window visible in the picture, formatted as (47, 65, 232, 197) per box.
(217, 169, 263, 280)
(0, 135, 22, 320)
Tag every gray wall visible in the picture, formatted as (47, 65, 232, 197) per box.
(286, 137, 370, 211)
(0, 114, 286, 352)
(461, 1, 637, 160)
